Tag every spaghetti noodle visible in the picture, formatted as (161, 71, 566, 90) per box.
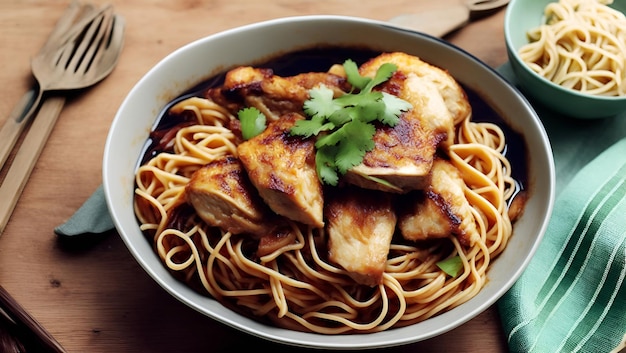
(518, 0, 626, 96)
(133, 54, 520, 334)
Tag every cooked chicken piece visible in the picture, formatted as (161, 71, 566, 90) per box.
(185, 156, 274, 236)
(326, 188, 397, 286)
(237, 112, 324, 228)
(344, 52, 461, 193)
(359, 52, 471, 131)
(398, 158, 479, 247)
(343, 96, 441, 193)
(220, 66, 349, 121)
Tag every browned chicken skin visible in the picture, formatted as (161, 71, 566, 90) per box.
(398, 158, 479, 247)
(325, 188, 397, 286)
(185, 156, 275, 236)
(345, 52, 467, 193)
(359, 52, 471, 128)
(237, 112, 324, 228)
(219, 66, 349, 121)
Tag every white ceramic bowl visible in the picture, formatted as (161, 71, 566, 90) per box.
(103, 15, 555, 350)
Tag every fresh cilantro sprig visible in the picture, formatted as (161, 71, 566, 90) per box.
(290, 59, 413, 186)
(238, 107, 267, 140)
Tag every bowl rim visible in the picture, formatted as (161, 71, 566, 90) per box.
(103, 14, 555, 350)
(504, 0, 626, 102)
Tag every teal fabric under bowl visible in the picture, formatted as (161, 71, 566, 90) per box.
(504, 0, 626, 119)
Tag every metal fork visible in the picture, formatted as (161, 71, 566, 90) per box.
(0, 7, 125, 234)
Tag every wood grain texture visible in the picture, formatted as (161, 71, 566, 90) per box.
(0, 1, 509, 352)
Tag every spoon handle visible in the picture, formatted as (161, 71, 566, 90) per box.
(0, 96, 66, 235)
(467, 0, 510, 19)
(467, 0, 510, 12)
(0, 88, 42, 170)
(388, 0, 509, 38)
(388, 5, 470, 38)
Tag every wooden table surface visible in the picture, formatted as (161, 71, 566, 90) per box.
(0, 1, 511, 352)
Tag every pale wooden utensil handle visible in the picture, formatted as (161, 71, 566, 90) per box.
(388, 5, 470, 38)
(0, 90, 36, 168)
(0, 284, 68, 353)
(0, 96, 66, 234)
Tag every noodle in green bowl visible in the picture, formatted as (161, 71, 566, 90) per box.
(505, 0, 626, 118)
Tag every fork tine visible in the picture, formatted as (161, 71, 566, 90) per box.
(66, 9, 113, 74)
(81, 13, 119, 72)
(74, 12, 114, 74)
(38, 0, 83, 54)
(48, 9, 108, 75)
(27, 3, 122, 92)
(108, 15, 126, 55)
(111, 16, 125, 55)
(44, 4, 109, 64)
(100, 15, 125, 65)
(87, 14, 125, 83)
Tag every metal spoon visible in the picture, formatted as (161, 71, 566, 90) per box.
(389, 0, 510, 38)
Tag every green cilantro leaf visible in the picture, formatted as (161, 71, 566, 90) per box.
(303, 86, 338, 118)
(334, 120, 376, 174)
(289, 114, 334, 138)
(238, 107, 266, 140)
(290, 59, 413, 185)
(355, 97, 386, 123)
(328, 106, 357, 126)
(436, 256, 463, 277)
(343, 59, 370, 90)
(380, 92, 412, 126)
(363, 62, 397, 92)
(315, 146, 340, 186)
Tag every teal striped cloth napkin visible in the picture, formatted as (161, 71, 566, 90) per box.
(498, 138, 626, 353)
(496, 63, 626, 353)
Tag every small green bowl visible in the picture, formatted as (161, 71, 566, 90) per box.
(504, 0, 626, 119)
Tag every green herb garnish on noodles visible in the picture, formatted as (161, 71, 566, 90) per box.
(436, 256, 463, 277)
